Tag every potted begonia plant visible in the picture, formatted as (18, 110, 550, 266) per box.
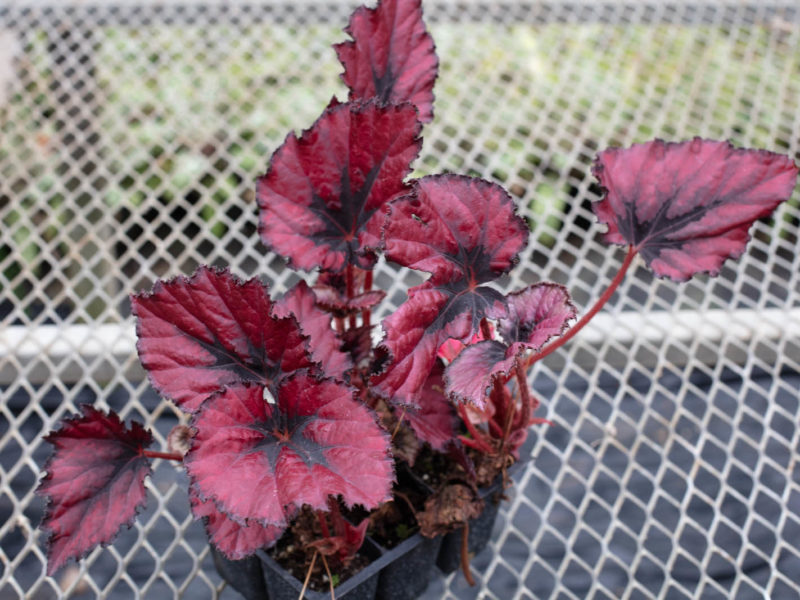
(35, 0, 798, 598)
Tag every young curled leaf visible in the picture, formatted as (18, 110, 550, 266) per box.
(258, 100, 422, 272)
(437, 323, 494, 364)
(499, 283, 576, 352)
(445, 340, 513, 409)
(190, 491, 285, 560)
(309, 505, 368, 563)
(132, 266, 313, 412)
(37, 406, 153, 574)
(335, 0, 438, 122)
(446, 283, 576, 407)
(592, 138, 798, 281)
(185, 378, 393, 527)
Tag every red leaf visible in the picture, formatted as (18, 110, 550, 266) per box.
(190, 491, 284, 560)
(405, 359, 457, 450)
(444, 340, 514, 408)
(592, 138, 798, 281)
(37, 406, 152, 574)
(274, 281, 352, 380)
(257, 100, 422, 272)
(132, 267, 312, 412)
(314, 287, 386, 318)
(500, 283, 576, 352)
(335, 0, 438, 122)
(373, 175, 528, 404)
(310, 504, 368, 561)
(185, 378, 393, 527)
(383, 175, 528, 287)
(445, 284, 574, 406)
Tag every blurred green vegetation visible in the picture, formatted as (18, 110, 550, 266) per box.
(1, 20, 798, 317)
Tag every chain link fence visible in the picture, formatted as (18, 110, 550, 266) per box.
(1, 1, 799, 598)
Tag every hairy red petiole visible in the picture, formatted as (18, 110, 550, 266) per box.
(523, 245, 637, 369)
(142, 450, 184, 461)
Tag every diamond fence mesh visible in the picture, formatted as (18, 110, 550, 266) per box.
(1, 1, 800, 598)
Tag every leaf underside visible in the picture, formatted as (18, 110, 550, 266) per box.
(185, 378, 393, 527)
(132, 266, 312, 412)
(592, 138, 798, 281)
(257, 100, 422, 272)
(274, 280, 352, 381)
(405, 359, 457, 450)
(373, 175, 529, 404)
(37, 406, 153, 575)
(335, 0, 439, 122)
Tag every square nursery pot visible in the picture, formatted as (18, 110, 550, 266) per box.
(211, 546, 268, 600)
(256, 539, 382, 600)
(372, 531, 443, 600)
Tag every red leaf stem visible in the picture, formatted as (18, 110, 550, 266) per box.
(522, 245, 636, 369)
(458, 435, 492, 453)
(457, 405, 493, 453)
(142, 450, 183, 462)
(362, 270, 373, 329)
(346, 264, 357, 329)
(318, 510, 331, 539)
(487, 416, 504, 439)
(461, 523, 475, 585)
(512, 366, 528, 437)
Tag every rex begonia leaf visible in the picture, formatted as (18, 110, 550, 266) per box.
(37, 406, 152, 574)
(132, 266, 312, 412)
(335, 0, 438, 122)
(446, 283, 575, 406)
(405, 359, 457, 451)
(313, 287, 386, 318)
(257, 100, 422, 272)
(190, 491, 284, 560)
(444, 340, 513, 408)
(274, 280, 352, 381)
(592, 138, 798, 281)
(185, 378, 393, 527)
(373, 175, 528, 404)
(499, 283, 576, 352)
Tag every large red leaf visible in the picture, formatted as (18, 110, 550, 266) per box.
(132, 267, 312, 412)
(274, 280, 352, 381)
(592, 138, 798, 281)
(190, 491, 284, 560)
(335, 0, 438, 122)
(257, 100, 422, 272)
(373, 175, 528, 404)
(185, 379, 393, 527)
(446, 283, 576, 407)
(37, 406, 152, 574)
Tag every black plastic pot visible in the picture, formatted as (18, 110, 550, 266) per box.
(211, 547, 269, 600)
(256, 539, 382, 600)
(373, 532, 443, 600)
